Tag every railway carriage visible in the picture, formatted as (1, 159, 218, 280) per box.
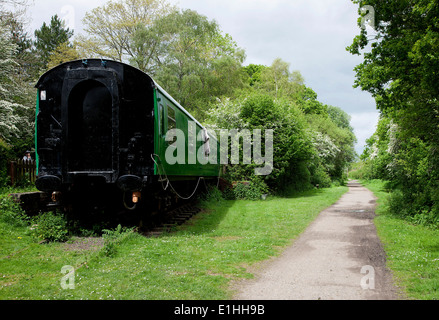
(34, 59, 220, 212)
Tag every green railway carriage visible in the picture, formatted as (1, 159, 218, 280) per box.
(35, 59, 220, 210)
(154, 83, 220, 178)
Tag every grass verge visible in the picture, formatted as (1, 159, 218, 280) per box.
(0, 186, 347, 300)
(361, 179, 439, 300)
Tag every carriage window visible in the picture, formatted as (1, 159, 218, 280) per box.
(160, 104, 165, 135)
(168, 106, 176, 131)
(167, 106, 177, 145)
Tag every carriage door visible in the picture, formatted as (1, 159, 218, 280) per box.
(63, 76, 117, 173)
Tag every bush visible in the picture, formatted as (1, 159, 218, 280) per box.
(201, 185, 224, 203)
(32, 211, 69, 242)
(310, 164, 332, 188)
(223, 178, 269, 201)
(0, 194, 29, 227)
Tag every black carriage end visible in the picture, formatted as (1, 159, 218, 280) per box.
(35, 59, 156, 197)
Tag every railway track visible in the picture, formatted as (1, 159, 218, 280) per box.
(142, 202, 201, 237)
(9, 191, 203, 238)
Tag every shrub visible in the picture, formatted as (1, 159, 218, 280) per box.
(32, 211, 69, 242)
(224, 178, 269, 201)
(201, 185, 224, 203)
(0, 194, 29, 227)
(310, 164, 332, 188)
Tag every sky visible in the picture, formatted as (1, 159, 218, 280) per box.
(23, 0, 380, 155)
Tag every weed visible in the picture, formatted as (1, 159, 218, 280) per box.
(0, 194, 29, 227)
(101, 224, 134, 257)
(31, 211, 69, 243)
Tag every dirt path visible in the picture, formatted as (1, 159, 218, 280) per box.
(233, 181, 403, 300)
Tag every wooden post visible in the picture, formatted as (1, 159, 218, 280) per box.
(9, 161, 16, 185)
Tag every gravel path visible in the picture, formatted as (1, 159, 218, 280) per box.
(233, 181, 403, 300)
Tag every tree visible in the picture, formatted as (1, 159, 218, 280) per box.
(257, 58, 304, 100)
(34, 14, 74, 68)
(78, 0, 175, 63)
(297, 86, 328, 116)
(347, 0, 439, 141)
(2, 15, 40, 82)
(47, 41, 81, 70)
(150, 9, 246, 118)
(348, 0, 439, 224)
(243, 64, 267, 87)
(0, 19, 32, 142)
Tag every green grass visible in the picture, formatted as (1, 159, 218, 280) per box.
(361, 179, 439, 300)
(0, 186, 347, 300)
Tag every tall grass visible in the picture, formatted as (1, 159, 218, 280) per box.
(362, 179, 439, 300)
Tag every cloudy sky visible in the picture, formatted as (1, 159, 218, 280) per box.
(24, 0, 379, 154)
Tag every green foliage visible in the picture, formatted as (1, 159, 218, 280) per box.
(243, 64, 267, 86)
(256, 58, 304, 100)
(217, 93, 315, 192)
(0, 139, 12, 187)
(201, 184, 224, 203)
(101, 224, 134, 257)
(31, 211, 69, 243)
(309, 163, 332, 189)
(34, 14, 74, 68)
(364, 179, 439, 299)
(357, 113, 439, 226)
(79, 0, 176, 64)
(152, 9, 246, 118)
(348, 0, 439, 225)
(207, 57, 357, 194)
(298, 87, 328, 116)
(0, 194, 29, 227)
(223, 178, 269, 201)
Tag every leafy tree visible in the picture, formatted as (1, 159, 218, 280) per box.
(47, 41, 81, 69)
(0, 1, 36, 165)
(129, 22, 164, 74)
(151, 9, 246, 118)
(243, 64, 267, 87)
(297, 86, 328, 116)
(306, 112, 356, 181)
(347, 0, 439, 142)
(209, 57, 357, 190)
(34, 14, 74, 68)
(79, 0, 175, 63)
(348, 0, 439, 225)
(327, 105, 354, 132)
(256, 58, 304, 100)
(0, 19, 31, 142)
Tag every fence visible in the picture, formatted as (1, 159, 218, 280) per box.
(9, 160, 37, 185)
